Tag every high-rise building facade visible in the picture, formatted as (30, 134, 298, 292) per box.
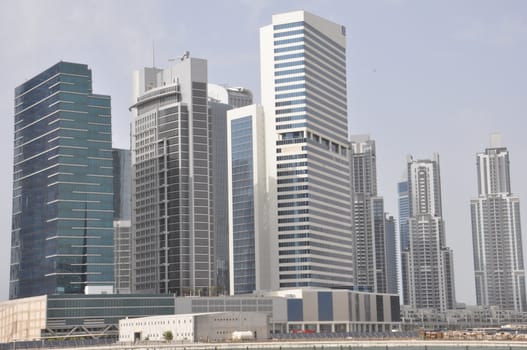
(404, 154, 456, 311)
(350, 135, 388, 292)
(113, 220, 131, 294)
(208, 84, 253, 294)
(112, 148, 131, 221)
(384, 214, 398, 295)
(371, 197, 387, 292)
(227, 105, 278, 294)
(130, 56, 214, 295)
(398, 180, 410, 304)
(10, 62, 114, 299)
(398, 181, 410, 252)
(471, 142, 526, 311)
(113, 148, 131, 294)
(260, 11, 354, 288)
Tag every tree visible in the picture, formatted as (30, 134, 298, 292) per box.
(163, 331, 173, 342)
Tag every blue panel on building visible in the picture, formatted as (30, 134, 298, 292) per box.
(287, 299, 303, 321)
(317, 291, 333, 321)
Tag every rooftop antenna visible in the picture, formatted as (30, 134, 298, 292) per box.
(180, 51, 190, 61)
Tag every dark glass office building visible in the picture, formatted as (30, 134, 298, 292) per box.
(10, 62, 114, 299)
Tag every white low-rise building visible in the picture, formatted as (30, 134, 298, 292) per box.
(119, 312, 269, 343)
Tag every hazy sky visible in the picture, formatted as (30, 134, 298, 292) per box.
(1, 0, 526, 304)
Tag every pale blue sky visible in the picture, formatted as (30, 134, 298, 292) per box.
(1, 0, 526, 304)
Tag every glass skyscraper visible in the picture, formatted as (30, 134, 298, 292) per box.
(398, 181, 410, 252)
(227, 105, 273, 295)
(113, 148, 131, 294)
(112, 148, 131, 221)
(397, 180, 410, 304)
(10, 62, 114, 299)
(208, 84, 253, 294)
(384, 214, 398, 295)
(230, 116, 256, 293)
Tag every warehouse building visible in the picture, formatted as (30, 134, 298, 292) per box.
(119, 312, 269, 342)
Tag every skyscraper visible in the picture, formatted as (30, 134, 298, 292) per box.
(384, 214, 399, 295)
(471, 138, 526, 311)
(208, 84, 253, 294)
(260, 10, 354, 288)
(130, 55, 214, 295)
(350, 135, 388, 292)
(398, 181, 410, 252)
(10, 62, 114, 299)
(112, 148, 131, 221)
(404, 154, 456, 311)
(398, 180, 410, 304)
(113, 148, 131, 294)
(227, 104, 277, 294)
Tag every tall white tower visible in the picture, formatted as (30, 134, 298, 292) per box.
(350, 135, 388, 293)
(405, 154, 456, 311)
(259, 11, 354, 289)
(471, 139, 526, 311)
